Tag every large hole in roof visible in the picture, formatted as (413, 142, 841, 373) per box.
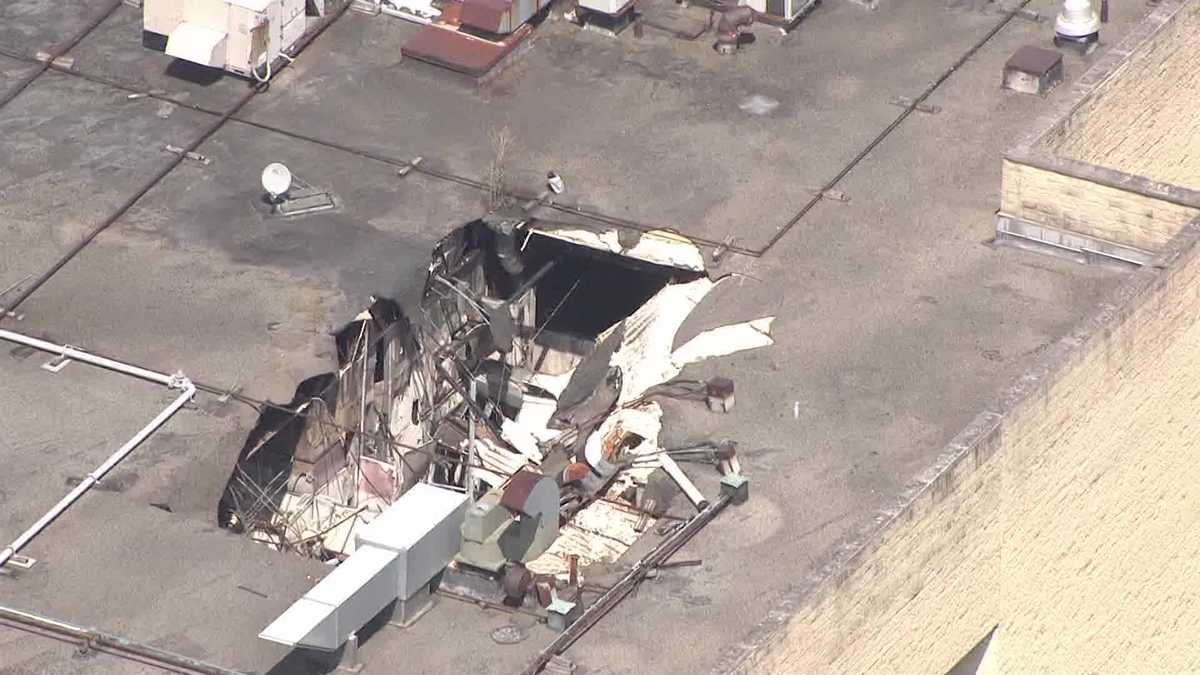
(517, 231, 702, 341)
(217, 219, 712, 561)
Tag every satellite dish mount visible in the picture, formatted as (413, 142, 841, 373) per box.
(258, 162, 337, 218)
(261, 162, 293, 207)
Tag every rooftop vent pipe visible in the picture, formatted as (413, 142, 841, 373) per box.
(1054, 0, 1099, 46)
(715, 5, 755, 54)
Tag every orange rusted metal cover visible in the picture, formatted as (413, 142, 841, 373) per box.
(460, 0, 511, 33)
(402, 24, 526, 76)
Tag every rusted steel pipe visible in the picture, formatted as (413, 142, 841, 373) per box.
(716, 5, 756, 44)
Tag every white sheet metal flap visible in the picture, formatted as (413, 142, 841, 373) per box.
(165, 22, 228, 67)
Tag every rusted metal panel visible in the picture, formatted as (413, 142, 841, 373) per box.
(402, 24, 529, 76)
(460, 0, 512, 33)
(499, 468, 545, 514)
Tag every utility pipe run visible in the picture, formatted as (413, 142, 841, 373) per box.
(0, 329, 176, 387)
(0, 330, 195, 569)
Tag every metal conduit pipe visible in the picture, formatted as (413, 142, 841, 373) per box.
(0, 329, 176, 386)
(0, 605, 242, 675)
(0, 330, 195, 569)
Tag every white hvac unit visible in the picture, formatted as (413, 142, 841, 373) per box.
(578, 0, 634, 16)
(143, 0, 308, 78)
(260, 484, 468, 651)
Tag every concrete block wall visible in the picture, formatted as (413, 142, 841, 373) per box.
(743, 219, 1200, 673)
(1000, 159, 1200, 252)
(1054, 5, 1200, 191)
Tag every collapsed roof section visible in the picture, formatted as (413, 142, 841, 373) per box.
(220, 217, 772, 593)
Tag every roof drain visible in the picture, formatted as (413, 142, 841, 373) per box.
(0, 329, 195, 570)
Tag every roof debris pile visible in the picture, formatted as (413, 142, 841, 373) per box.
(219, 216, 772, 597)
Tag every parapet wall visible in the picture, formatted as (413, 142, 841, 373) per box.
(997, 0, 1200, 265)
(723, 214, 1200, 672)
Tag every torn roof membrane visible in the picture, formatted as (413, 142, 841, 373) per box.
(527, 223, 708, 273)
(241, 220, 773, 645)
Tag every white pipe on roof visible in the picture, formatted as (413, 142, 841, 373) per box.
(0, 329, 195, 569)
(0, 329, 177, 387)
(660, 454, 709, 510)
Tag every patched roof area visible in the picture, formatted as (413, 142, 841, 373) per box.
(0, 0, 1167, 672)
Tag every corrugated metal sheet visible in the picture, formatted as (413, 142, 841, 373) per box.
(527, 499, 647, 577)
(526, 403, 664, 577)
(603, 278, 715, 402)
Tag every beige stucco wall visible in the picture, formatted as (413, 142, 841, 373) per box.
(750, 223, 1200, 673)
(1000, 159, 1199, 252)
(1054, 4, 1200, 191)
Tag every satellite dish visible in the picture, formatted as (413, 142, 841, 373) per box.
(261, 163, 292, 202)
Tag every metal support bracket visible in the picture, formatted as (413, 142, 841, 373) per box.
(396, 156, 424, 178)
(76, 637, 95, 658)
(803, 187, 850, 202)
(34, 51, 75, 70)
(164, 144, 212, 166)
(988, 4, 1042, 21)
(276, 192, 337, 216)
(42, 348, 77, 373)
(268, 173, 338, 218)
(336, 632, 364, 673)
(0, 554, 36, 570)
(216, 384, 242, 404)
(889, 96, 941, 114)
(126, 89, 167, 101)
(544, 655, 577, 675)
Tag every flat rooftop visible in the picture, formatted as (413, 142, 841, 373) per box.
(0, 0, 1157, 672)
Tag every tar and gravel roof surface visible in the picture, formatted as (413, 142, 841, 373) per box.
(0, 0, 1154, 672)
